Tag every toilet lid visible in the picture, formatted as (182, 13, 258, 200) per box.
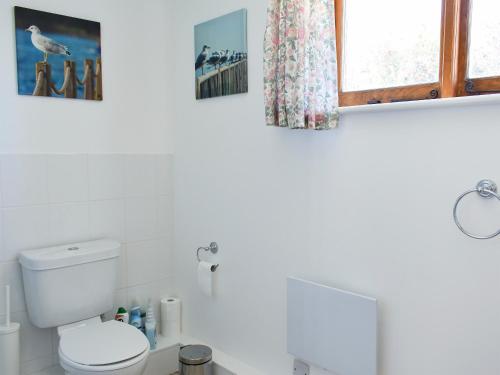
(60, 320, 149, 366)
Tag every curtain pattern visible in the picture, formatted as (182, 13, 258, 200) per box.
(264, 0, 339, 130)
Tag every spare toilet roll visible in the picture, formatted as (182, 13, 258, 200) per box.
(198, 261, 215, 297)
(160, 297, 181, 339)
(0, 323, 20, 375)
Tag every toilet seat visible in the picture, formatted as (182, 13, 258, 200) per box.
(59, 320, 150, 371)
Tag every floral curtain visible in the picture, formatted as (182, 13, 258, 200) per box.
(264, 0, 339, 130)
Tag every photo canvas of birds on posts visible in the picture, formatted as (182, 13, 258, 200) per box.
(194, 9, 248, 100)
(14, 6, 103, 101)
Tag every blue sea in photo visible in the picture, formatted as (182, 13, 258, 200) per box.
(194, 9, 247, 78)
(15, 28, 101, 98)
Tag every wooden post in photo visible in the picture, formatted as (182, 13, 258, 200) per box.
(95, 58, 103, 100)
(196, 77, 202, 99)
(82, 59, 95, 100)
(64, 61, 77, 98)
(33, 62, 51, 96)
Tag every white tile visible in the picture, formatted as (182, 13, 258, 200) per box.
(0, 261, 26, 313)
(102, 288, 128, 321)
(21, 354, 57, 375)
(13, 311, 53, 362)
(158, 236, 174, 278)
(125, 197, 158, 242)
(0, 155, 48, 207)
(156, 154, 174, 197)
(33, 364, 65, 375)
(117, 244, 128, 289)
(2, 206, 51, 261)
(88, 155, 124, 200)
(49, 203, 90, 244)
(89, 199, 125, 242)
(126, 240, 158, 286)
(158, 195, 174, 238)
(154, 276, 176, 304)
(47, 154, 88, 203)
(0, 210, 4, 261)
(126, 239, 170, 286)
(124, 155, 156, 197)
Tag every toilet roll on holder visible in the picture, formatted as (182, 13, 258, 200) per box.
(196, 242, 219, 272)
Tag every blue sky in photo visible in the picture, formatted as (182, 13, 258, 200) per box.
(194, 9, 247, 76)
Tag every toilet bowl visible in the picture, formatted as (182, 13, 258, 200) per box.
(58, 320, 150, 375)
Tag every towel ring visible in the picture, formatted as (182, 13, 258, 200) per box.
(453, 179, 500, 239)
(196, 242, 219, 271)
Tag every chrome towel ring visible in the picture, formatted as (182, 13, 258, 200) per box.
(453, 179, 500, 239)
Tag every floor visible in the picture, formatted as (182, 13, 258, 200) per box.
(34, 366, 179, 375)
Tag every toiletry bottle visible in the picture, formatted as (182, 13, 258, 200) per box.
(129, 306, 142, 329)
(114, 307, 129, 324)
(145, 300, 157, 350)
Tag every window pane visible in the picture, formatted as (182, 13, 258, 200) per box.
(468, 0, 500, 79)
(342, 0, 442, 92)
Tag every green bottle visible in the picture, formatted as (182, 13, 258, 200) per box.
(114, 307, 129, 324)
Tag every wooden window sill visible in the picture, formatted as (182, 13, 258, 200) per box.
(338, 93, 500, 115)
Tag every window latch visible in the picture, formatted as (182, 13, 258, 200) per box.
(465, 80, 500, 95)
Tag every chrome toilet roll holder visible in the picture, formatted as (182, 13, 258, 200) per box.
(196, 242, 219, 272)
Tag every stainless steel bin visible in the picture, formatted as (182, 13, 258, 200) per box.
(179, 345, 212, 375)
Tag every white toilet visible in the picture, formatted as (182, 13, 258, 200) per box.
(19, 239, 150, 375)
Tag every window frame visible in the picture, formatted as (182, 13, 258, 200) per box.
(334, 0, 500, 107)
(455, 0, 500, 96)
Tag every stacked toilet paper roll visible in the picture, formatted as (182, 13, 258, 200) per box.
(160, 297, 181, 340)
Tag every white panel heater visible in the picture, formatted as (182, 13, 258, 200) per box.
(287, 277, 377, 375)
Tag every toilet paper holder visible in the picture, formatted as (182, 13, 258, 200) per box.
(196, 242, 219, 272)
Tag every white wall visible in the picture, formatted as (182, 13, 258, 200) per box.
(0, 0, 174, 154)
(172, 1, 500, 375)
(0, 1, 176, 374)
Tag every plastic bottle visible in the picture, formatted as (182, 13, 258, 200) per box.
(129, 306, 142, 330)
(114, 307, 129, 324)
(145, 300, 157, 350)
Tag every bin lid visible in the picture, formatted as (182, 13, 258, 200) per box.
(179, 345, 212, 365)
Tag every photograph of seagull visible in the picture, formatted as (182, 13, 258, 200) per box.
(195, 45, 210, 75)
(26, 25, 70, 62)
(15, 6, 102, 100)
(194, 9, 247, 99)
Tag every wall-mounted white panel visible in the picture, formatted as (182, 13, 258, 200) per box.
(287, 277, 377, 375)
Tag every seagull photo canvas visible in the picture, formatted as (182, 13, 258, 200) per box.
(194, 9, 248, 100)
(14, 6, 102, 100)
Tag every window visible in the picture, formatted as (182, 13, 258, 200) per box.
(335, 0, 500, 106)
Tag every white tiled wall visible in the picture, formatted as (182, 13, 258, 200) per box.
(0, 153, 175, 375)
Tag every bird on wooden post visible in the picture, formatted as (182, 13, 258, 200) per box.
(207, 51, 221, 70)
(228, 50, 236, 65)
(195, 45, 210, 75)
(218, 49, 229, 67)
(26, 25, 71, 63)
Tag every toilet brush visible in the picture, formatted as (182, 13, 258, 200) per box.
(0, 285, 20, 375)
